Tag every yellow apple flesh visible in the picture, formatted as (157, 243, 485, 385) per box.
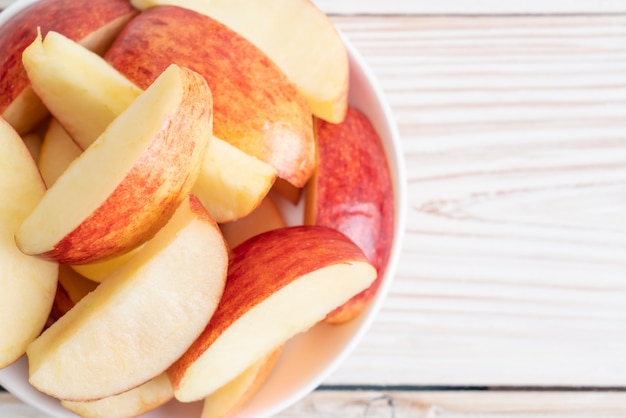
(220, 196, 285, 249)
(0, 117, 58, 369)
(27, 195, 229, 402)
(15, 64, 213, 264)
(37, 119, 82, 187)
(131, 0, 348, 123)
(105, 5, 315, 188)
(169, 225, 377, 402)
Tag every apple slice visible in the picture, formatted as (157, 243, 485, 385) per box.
(69, 246, 143, 283)
(37, 119, 82, 187)
(220, 196, 285, 249)
(0, 117, 58, 369)
(61, 373, 174, 418)
(57, 265, 98, 304)
(168, 225, 377, 402)
(201, 345, 283, 418)
(27, 195, 229, 402)
(22, 30, 143, 150)
(105, 5, 315, 188)
(192, 136, 278, 223)
(15, 64, 213, 264)
(24, 29, 278, 223)
(0, 0, 137, 134)
(131, 0, 348, 124)
(305, 107, 395, 324)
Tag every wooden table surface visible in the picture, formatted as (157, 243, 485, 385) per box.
(2, 0, 626, 416)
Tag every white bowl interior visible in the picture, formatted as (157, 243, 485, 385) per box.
(0, 1, 407, 416)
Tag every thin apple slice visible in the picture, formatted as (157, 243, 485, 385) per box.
(0, 117, 58, 369)
(57, 265, 98, 304)
(131, 0, 348, 123)
(220, 196, 285, 249)
(27, 195, 229, 402)
(305, 107, 395, 324)
(61, 373, 174, 418)
(15, 64, 212, 264)
(201, 345, 283, 418)
(37, 119, 82, 187)
(24, 29, 277, 223)
(0, 0, 136, 134)
(22, 30, 143, 149)
(69, 246, 143, 283)
(168, 225, 377, 402)
(192, 136, 278, 223)
(105, 5, 315, 188)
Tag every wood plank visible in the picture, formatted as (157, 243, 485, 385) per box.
(323, 14, 626, 387)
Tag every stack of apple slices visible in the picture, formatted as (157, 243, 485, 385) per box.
(0, 0, 397, 416)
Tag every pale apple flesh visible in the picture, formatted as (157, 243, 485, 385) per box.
(61, 373, 174, 418)
(0, 117, 58, 369)
(104, 5, 315, 188)
(305, 107, 395, 324)
(22, 30, 143, 150)
(15, 64, 213, 264)
(220, 195, 286, 249)
(131, 0, 349, 123)
(37, 119, 82, 187)
(0, 0, 137, 134)
(27, 195, 229, 402)
(169, 225, 377, 402)
(201, 345, 283, 418)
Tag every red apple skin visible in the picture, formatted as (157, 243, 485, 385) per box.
(0, 0, 137, 134)
(307, 107, 395, 324)
(104, 5, 315, 188)
(168, 225, 371, 388)
(40, 67, 213, 265)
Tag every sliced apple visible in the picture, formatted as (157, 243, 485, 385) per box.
(57, 265, 98, 304)
(0, 0, 137, 134)
(192, 136, 278, 223)
(21, 129, 44, 163)
(105, 5, 315, 188)
(305, 107, 395, 324)
(15, 64, 213, 264)
(131, 0, 348, 123)
(24, 29, 278, 223)
(168, 225, 377, 402)
(27, 195, 229, 402)
(37, 119, 82, 187)
(69, 246, 143, 283)
(220, 196, 285, 249)
(61, 373, 174, 418)
(0, 117, 58, 369)
(22, 29, 143, 150)
(201, 345, 283, 418)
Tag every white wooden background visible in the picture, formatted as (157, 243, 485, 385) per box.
(2, 0, 626, 416)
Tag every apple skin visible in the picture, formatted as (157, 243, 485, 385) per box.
(305, 107, 395, 324)
(0, 0, 137, 134)
(104, 5, 315, 188)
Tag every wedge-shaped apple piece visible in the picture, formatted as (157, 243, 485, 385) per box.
(168, 225, 377, 402)
(61, 373, 174, 418)
(24, 30, 278, 223)
(0, 0, 136, 134)
(27, 195, 229, 402)
(22, 30, 143, 149)
(37, 119, 82, 187)
(305, 107, 395, 324)
(15, 64, 212, 264)
(132, 0, 348, 123)
(70, 246, 143, 283)
(201, 345, 283, 418)
(192, 136, 278, 223)
(57, 265, 98, 304)
(105, 5, 315, 188)
(0, 118, 58, 369)
(220, 196, 285, 249)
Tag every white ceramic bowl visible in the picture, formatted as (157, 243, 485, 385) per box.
(0, 1, 407, 416)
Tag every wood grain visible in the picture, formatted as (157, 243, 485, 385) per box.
(324, 14, 626, 387)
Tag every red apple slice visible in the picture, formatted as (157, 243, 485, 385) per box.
(168, 225, 377, 402)
(131, 0, 349, 124)
(305, 107, 395, 324)
(0, 117, 58, 369)
(27, 195, 229, 402)
(104, 5, 315, 188)
(61, 373, 174, 418)
(15, 64, 213, 264)
(0, 0, 137, 134)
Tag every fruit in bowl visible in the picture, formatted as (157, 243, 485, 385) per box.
(0, 0, 406, 417)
